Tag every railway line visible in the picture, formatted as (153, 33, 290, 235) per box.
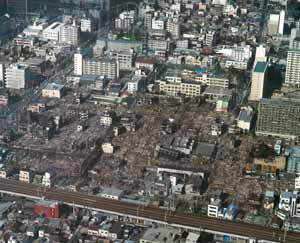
(0, 179, 299, 242)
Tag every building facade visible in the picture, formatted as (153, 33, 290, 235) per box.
(285, 48, 300, 86)
(83, 58, 119, 80)
(256, 99, 300, 139)
(5, 64, 31, 90)
(249, 61, 268, 101)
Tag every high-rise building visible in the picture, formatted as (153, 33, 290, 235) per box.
(285, 48, 300, 86)
(5, 64, 31, 90)
(268, 14, 280, 35)
(256, 98, 300, 139)
(249, 62, 268, 101)
(278, 10, 285, 35)
(74, 52, 83, 76)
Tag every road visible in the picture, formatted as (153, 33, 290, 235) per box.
(0, 179, 299, 243)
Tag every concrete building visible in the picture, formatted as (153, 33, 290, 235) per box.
(74, 52, 83, 76)
(80, 18, 95, 32)
(268, 14, 280, 35)
(43, 22, 63, 41)
(5, 64, 31, 90)
(108, 50, 133, 70)
(286, 146, 300, 174)
(157, 80, 201, 97)
(19, 170, 31, 183)
(60, 24, 79, 46)
(205, 31, 217, 47)
(127, 75, 143, 94)
(42, 83, 64, 98)
(140, 226, 181, 243)
(256, 98, 300, 139)
(237, 107, 253, 131)
(99, 187, 124, 200)
(152, 17, 165, 30)
(166, 18, 181, 39)
(83, 58, 119, 80)
(285, 48, 300, 86)
(42, 172, 51, 187)
(115, 11, 135, 30)
(208, 198, 222, 218)
(278, 10, 285, 35)
(255, 45, 267, 63)
(144, 11, 153, 30)
(249, 61, 268, 101)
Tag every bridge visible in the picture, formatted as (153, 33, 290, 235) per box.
(0, 178, 299, 243)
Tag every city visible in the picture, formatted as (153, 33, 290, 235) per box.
(0, 0, 299, 243)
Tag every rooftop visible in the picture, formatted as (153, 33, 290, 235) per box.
(140, 226, 182, 243)
(254, 62, 268, 73)
(44, 83, 64, 91)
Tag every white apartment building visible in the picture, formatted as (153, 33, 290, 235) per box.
(152, 17, 165, 30)
(5, 64, 31, 90)
(60, 24, 79, 46)
(74, 52, 83, 75)
(285, 48, 300, 86)
(207, 198, 222, 218)
(127, 75, 143, 94)
(19, 170, 31, 183)
(80, 18, 94, 32)
(42, 172, 51, 187)
(43, 22, 63, 41)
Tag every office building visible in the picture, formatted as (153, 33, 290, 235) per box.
(60, 24, 79, 46)
(285, 48, 300, 86)
(5, 64, 31, 90)
(74, 52, 83, 76)
(83, 58, 119, 80)
(256, 98, 300, 139)
(249, 61, 268, 101)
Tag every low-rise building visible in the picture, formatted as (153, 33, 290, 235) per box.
(237, 107, 254, 131)
(208, 198, 222, 218)
(99, 187, 124, 200)
(19, 170, 31, 183)
(42, 83, 64, 98)
(157, 80, 201, 97)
